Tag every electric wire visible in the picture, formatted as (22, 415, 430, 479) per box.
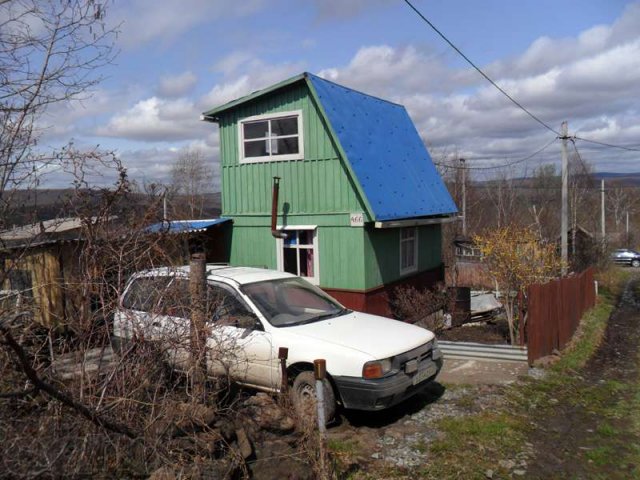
(402, 0, 560, 136)
(573, 136, 640, 153)
(433, 137, 558, 171)
(402, 0, 640, 157)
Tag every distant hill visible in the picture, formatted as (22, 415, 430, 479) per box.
(3, 189, 223, 227)
(592, 172, 640, 186)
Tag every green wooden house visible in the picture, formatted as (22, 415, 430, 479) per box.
(202, 72, 457, 315)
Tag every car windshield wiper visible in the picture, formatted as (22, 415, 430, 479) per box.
(294, 308, 350, 326)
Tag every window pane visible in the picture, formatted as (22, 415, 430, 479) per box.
(401, 228, 414, 240)
(299, 248, 314, 277)
(243, 121, 268, 139)
(271, 117, 297, 136)
(298, 230, 313, 245)
(272, 137, 299, 155)
(244, 139, 268, 158)
(299, 249, 308, 277)
(123, 277, 171, 312)
(284, 231, 298, 246)
(283, 248, 298, 275)
(159, 279, 190, 318)
(406, 240, 415, 267)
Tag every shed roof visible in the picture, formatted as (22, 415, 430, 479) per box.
(146, 218, 231, 234)
(203, 72, 457, 222)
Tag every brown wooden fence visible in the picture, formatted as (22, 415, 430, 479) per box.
(527, 268, 596, 364)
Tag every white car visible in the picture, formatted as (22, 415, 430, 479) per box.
(112, 265, 443, 419)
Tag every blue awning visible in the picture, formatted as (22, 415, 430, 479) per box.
(146, 218, 231, 234)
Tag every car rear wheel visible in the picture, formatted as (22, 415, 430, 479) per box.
(291, 371, 336, 426)
(632, 259, 640, 268)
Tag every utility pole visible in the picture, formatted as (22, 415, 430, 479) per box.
(626, 211, 629, 245)
(560, 121, 569, 276)
(601, 179, 606, 248)
(460, 157, 467, 236)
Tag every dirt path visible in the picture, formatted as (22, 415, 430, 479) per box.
(526, 276, 640, 479)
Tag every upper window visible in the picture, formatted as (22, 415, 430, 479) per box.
(239, 111, 304, 163)
(400, 227, 418, 275)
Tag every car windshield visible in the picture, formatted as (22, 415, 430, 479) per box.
(241, 277, 348, 327)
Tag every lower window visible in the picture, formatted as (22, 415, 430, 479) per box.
(400, 227, 418, 275)
(276, 228, 319, 284)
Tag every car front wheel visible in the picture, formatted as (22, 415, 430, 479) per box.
(290, 371, 336, 426)
(632, 259, 640, 268)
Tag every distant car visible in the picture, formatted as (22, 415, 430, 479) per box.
(611, 248, 640, 267)
(112, 265, 443, 421)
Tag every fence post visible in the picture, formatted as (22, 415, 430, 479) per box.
(190, 253, 207, 402)
(517, 290, 525, 346)
(313, 359, 328, 480)
(314, 359, 327, 434)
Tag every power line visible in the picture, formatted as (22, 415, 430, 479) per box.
(434, 136, 558, 170)
(574, 136, 640, 152)
(570, 139, 592, 177)
(402, 0, 560, 136)
(402, 0, 640, 156)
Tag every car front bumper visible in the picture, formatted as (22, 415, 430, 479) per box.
(333, 352, 443, 411)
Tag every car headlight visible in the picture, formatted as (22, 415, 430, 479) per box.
(362, 358, 393, 379)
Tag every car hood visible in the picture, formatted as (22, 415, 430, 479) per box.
(283, 311, 435, 359)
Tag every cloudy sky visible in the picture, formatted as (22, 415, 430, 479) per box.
(40, 0, 640, 188)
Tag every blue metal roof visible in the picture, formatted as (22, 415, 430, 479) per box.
(146, 218, 231, 234)
(308, 74, 458, 221)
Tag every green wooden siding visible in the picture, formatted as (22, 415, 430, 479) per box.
(317, 227, 366, 290)
(228, 227, 276, 270)
(217, 83, 367, 218)
(364, 225, 442, 289)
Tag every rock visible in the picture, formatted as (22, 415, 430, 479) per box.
(243, 393, 295, 433)
(485, 469, 494, 479)
(532, 355, 560, 369)
(499, 459, 516, 470)
(235, 427, 253, 459)
(250, 439, 314, 480)
(513, 469, 526, 476)
(371, 452, 381, 459)
(156, 401, 217, 436)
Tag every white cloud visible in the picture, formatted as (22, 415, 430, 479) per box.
(203, 54, 304, 108)
(157, 71, 198, 97)
(318, 45, 454, 97)
(96, 97, 206, 142)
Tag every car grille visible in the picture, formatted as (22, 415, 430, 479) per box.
(396, 341, 434, 373)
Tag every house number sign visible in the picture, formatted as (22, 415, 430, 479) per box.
(350, 212, 364, 227)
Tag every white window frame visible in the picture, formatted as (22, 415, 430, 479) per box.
(238, 110, 304, 164)
(275, 226, 319, 285)
(399, 227, 418, 276)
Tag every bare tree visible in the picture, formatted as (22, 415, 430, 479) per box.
(483, 169, 519, 229)
(0, 0, 117, 218)
(170, 148, 214, 219)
